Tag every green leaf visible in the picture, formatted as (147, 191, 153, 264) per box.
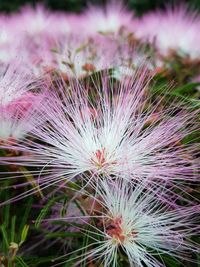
(0, 224, 9, 250)
(3, 199, 10, 228)
(15, 256, 29, 267)
(171, 93, 200, 108)
(198, 254, 200, 267)
(173, 82, 200, 95)
(62, 250, 80, 267)
(10, 215, 16, 242)
(19, 166, 44, 199)
(19, 224, 29, 246)
(18, 196, 32, 240)
(182, 130, 200, 144)
(81, 229, 90, 267)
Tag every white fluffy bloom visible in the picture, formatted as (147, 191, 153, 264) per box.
(74, 179, 198, 267)
(83, 3, 134, 34)
(0, 63, 45, 141)
(1, 71, 198, 201)
(135, 6, 200, 59)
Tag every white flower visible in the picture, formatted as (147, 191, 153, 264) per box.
(75, 179, 198, 267)
(135, 6, 200, 59)
(7, 71, 198, 178)
(0, 63, 45, 141)
(83, 3, 134, 34)
(2, 71, 198, 199)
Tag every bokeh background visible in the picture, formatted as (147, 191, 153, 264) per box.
(1, 0, 200, 14)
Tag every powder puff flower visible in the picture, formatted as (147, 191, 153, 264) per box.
(14, 5, 76, 42)
(0, 63, 46, 142)
(3, 70, 199, 196)
(0, 15, 15, 50)
(52, 36, 115, 78)
(111, 47, 157, 83)
(83, 3, 134, 35)
(15, 5, 55, 37)
(53, 13, 85, 37)
(64, 179, 198, 267)
(0, 63, 36, 105)
(0, 15, 21, 66)
(17, 35, 55, 78)
(0, 99, 43, 142)
(135, 6, 200, 59)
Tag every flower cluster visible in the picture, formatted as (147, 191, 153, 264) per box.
(0, 3, 199, 267)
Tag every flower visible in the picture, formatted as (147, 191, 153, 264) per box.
(83, 3, 134, 35)
(15, 5, 55, 37)
(0, 95, 44, 142)
(71, 179, 198, 267)
(51, 35, 115, 78)
(0, 63, 35, 106)
(3, 70, 199, 192)
(0, 63, 46, 141)
(135, 6, 200, 59)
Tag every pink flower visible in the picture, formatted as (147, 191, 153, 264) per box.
(69, 179, 199, 267)
(51, 35, 116, 78)
(135, 6, 200, 59)
(15, 5, 56, 37)
(0, 63, 46, 141)
(3, 70, 198, 194)
(82, 3, 135, 35)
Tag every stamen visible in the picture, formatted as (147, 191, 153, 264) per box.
(106, 217, 137, 244)
(91, 148, 106, 168)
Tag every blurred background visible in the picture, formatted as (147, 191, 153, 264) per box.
(1, 0, 200, 15)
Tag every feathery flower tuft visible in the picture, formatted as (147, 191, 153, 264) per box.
(1, 70, 199, 198)
(52, 36, 115, 78)
(83, 2, 134, 35)
(70, 179, 199, 267)
(0, 63, 46, 141)
(135, 6, 200, 59)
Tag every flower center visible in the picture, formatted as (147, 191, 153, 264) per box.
(107, 217, 125, 243)
(91, 148, 117, 171)
(91, 148, 107, 169)
(96, 148, 106, 164)
(106, 217, 137, 244)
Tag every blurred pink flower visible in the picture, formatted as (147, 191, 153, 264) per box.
(0, 63, 46, 141)
(83, 2, 135, 35)
(135, 6, 200, 59)
(51, 35, 116, 78)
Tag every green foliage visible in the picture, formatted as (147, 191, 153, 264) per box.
(0, 188, 31, 266)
